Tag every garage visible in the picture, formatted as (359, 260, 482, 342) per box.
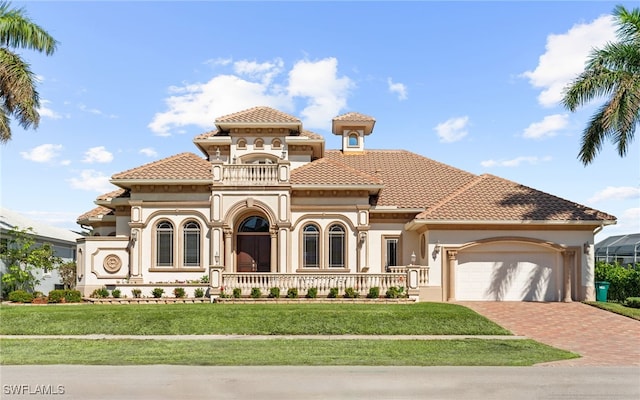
(455, 244, 561, 301)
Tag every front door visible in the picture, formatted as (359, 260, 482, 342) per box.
(236, 216, 271, 272)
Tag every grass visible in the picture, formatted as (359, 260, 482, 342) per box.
(0, 339, 578, 366)
(585, 301, 640, 321)
(0, 302, 510, 335)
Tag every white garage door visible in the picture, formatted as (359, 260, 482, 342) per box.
(456, 250, 560, 301)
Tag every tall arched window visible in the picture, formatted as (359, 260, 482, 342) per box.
(348, 133, 358, 147)
(183, 221, 201, 267)
(302, 224, 320, 268)
(156, 221, 174, 266)
(328, 224, 345, 268)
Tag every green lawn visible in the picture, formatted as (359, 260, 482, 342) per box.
(0, 339, 578, 366)
(585, 301, 640, 320)
(0, 302, 511, 335)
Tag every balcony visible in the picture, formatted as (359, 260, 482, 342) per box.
(212, 161, 289, 186)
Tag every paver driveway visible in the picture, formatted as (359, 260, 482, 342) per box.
(459, 302, 640, 366)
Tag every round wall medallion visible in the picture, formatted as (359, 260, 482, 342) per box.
(103, 254, 122, 273)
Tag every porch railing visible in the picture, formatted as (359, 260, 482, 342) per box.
(222, 273, 408, 297)
(387, 266, 430, 286)
(222, 164, 279, 185)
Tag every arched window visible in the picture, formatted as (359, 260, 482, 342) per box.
(348, 133, 358, 147)
(237, 138, 247, 149)
(183, 221, 201, 267)
(328, 224, 345, 268)
(302, 224, 320, 268)
(239, 216, 269, 232)
(271, 139, 282, 149)
(254, 138, 264, 149)
(156, 221, 174, 266)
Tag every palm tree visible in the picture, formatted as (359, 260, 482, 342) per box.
(0, 1, 57, 143)
(562, 5, 640, 165)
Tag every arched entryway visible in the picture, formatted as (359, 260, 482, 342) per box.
(236, 215, 271, 272)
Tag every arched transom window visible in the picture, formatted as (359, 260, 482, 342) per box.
(328, 224, 345, 268)
(303, 224, 320, 268)
(183, 221, 201, 267)
(156, 221, 174, 266)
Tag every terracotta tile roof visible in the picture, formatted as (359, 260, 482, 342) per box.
(416, 174, 617, 222)
(77, 206, 114, 222)
(300, 130, 324, 140)
(291, 158, 383, 186)
(111, 153, 212, 181)
(96, 188, 128, 201)
(324, 150, 477, 208)
(194, 128, 323, 140)
(333, 112, 376, 123)
(216, 106, 301, 124)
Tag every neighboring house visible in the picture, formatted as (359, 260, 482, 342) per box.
(595, 233, 640, 266)
(76, 107, 616, 302)
(1, 207, 82, 294)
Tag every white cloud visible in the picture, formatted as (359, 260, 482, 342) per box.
(387, 78, 407, 100)
(139, 147, 158, 157)
(434, 116, 469, 143)
(522, 114, 569, 139)
(68, 170, 113, 193)
(148, 57, 353, 136)
(78, 104, 118, 119)
(82, 146, 114, 163)
(587, 186, 640, 203)
(481, 156, 552, 168)
(521, 15, 616, 107)
(20, 144, 63, 163)
(38, 100, 62, 119)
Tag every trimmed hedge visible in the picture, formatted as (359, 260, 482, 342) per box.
(595, 262, 640, 302)
(48, 289, 82, 303)
(626, 297, 640, 309)
(8, 290, 33, 303)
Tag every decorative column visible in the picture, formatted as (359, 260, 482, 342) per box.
(447, 250, 458, 302)
(270, 228, 278, 273)
(223, 228, 233, 272)
(128, 226, 143, 284)
(562, 250, 575, 302)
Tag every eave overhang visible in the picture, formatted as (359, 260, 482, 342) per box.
(404, 219, 617, 231)
(110, 179, 212, 189)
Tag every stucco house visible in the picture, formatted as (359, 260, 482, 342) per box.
(1, 207, 81, 294)
(76, 106, 616, 301)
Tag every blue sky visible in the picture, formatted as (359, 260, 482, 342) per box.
(1, 1, 638, 240)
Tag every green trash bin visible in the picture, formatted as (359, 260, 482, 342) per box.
(595, 281, 610, 302)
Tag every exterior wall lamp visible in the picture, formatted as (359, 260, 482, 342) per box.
(583, 242, 590, 254)
(410, 251, 417, 265)
(130, 230, 138, 242)
(214, 251, 220, 265)
(432, 241, 441, 260)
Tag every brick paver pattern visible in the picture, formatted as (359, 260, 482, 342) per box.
(458, 302, 640, 366)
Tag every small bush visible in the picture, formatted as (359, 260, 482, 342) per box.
(250, 287, 262, 299)
(8, 290, 33, 303)
(111, 289, 121, 298)
(306, 287, 318, 299)
(194, 288, 205, 298)
(131, 288, 142, 298)
(200, 275, 210, 284)
(367, 287, 380, 299)
(344, 287, 359, 299)
(268, 287, 281, 298)
(286, 288, 299, 299)
(232, 288, 242, 298)
(328, 287, 339, 298)
(47, 290, 66, 303)
(151, 288, 164, 298)
(385, 286, 406, 299)
(626, 297, 640, 309)
(173, 287, 186, 298)
(90, 287, 109, 299)
(63, 290, 82, 303)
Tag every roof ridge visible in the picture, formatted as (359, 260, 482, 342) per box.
(421, 174, 487, 217)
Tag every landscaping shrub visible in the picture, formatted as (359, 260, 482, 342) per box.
(232, 288, 242, 298)
(63, 290, 82, 303)
(194, 288, 205, 298)
(286, 288, 298, 299)
(385, 286, 406, 299)
(90, 287, 109, 299)
(344, 287, 359, 299)
(47, 290, 65, 303)
(173, 287, 186, 298)
(250, 287, 262, 299)
(200, 275, 210, 284)
(306, 287, 318, 299)
(626, 297, 640, 309)
(367, 287, 380, 299)
(8, 290, 33, 303)
(595, 262, 640, 302)
(111, 289, 121, 299)
(328, 287, 339, 298)
(268, 287, 280, 298)
(151, 288, 164, 298)
(131, 288, 142, 298)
